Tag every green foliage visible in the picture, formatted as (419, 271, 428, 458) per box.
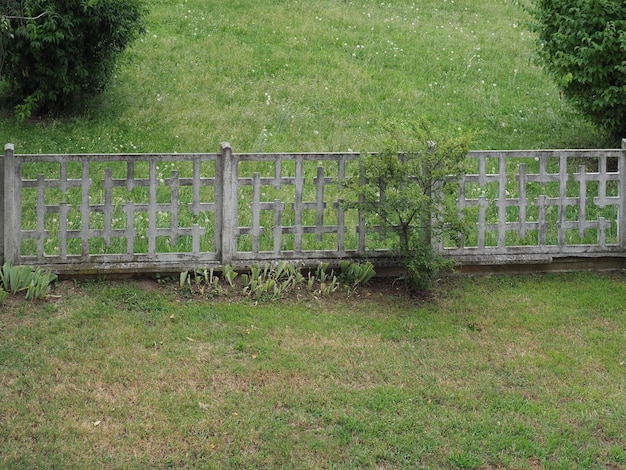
(405, 240, 454, 290)
(307, 261, 376, 296)
(178, 261, 376, 300)
(0, 261, 33, 294)
(309, 263, 339, 296)
(337, 260, 376, 292)
(222, 264, 238, 287)
(0, 288, 7, 304)
(0, 0, 146, 120)
(180, 267, 222, 298)
(0, 260, 57, 299)
(524, 0, 626, 139)
(242, 262, 305, 300)
(343, 119, 470, 289)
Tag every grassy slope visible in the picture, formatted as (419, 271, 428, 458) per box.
(0, 0, 612, 155)
(1, 273, 625, 469)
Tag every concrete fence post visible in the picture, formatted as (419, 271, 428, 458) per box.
(0, 144, 5, 264)
(621, 138, 626, 250)
(2, 144, 17, 264)
(218, 142, 238, 265)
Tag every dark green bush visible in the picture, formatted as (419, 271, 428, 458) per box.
(525, 0, 626, 139)
(0, 0, 146, 120)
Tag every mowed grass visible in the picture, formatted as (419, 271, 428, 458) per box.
(1, 272, 625, 469)
(0, 0, 613, 155)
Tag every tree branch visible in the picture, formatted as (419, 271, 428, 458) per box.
(3, 12, 50, 21)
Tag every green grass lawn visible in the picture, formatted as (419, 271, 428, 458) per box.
(0, 0, 614, 155)
(1, 272, 625, 469)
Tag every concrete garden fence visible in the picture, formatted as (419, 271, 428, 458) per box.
(2, 140, 626, 275)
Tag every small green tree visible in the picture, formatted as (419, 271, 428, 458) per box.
(524, 0, 626, 140)
(343, 119, 470, 289)
(0, 0, 146, 120)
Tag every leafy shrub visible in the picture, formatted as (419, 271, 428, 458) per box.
(0, 0, 146, 119)
(524, 0, 626, 139)
(343, 119, 470, 289)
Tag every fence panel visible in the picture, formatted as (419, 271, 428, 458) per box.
(3, 149, 221, 273)
(231, 150, 383, 264)
(445, 147, 626, 263)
